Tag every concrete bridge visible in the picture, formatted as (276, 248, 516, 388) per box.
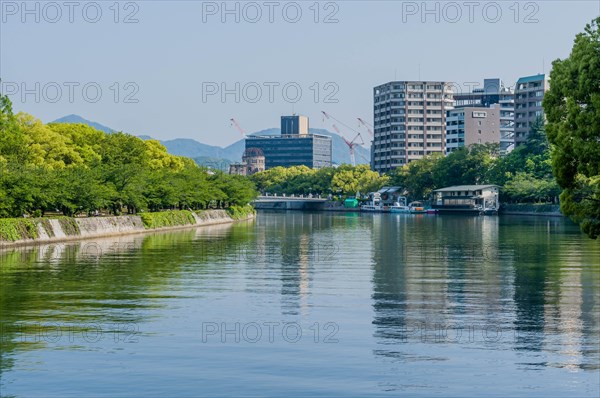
(252, 195, 328, 210)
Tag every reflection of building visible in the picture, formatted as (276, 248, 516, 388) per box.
(372, 81, 454, 173)
(514, 74, 548, 146)
(245, 115, 332, 169)
(229, 148, 266, 176)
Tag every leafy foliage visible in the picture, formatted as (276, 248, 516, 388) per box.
(226, 205, 256, 220)
(140, 210, 197, 229)
(544, 17, 600, 239)
(0, 95, 258, 219)
(250, 164, 389, 197)
(0, 218, 39, 241)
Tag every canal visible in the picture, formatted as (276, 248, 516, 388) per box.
(1, 212, 599, 396)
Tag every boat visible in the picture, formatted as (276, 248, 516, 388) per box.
(390, 203, 410, 213)
(361, 192, 385, 212)
(361, 204, 383, 212)
(408, 201, 426, 214)
(390, 197, 410, 213)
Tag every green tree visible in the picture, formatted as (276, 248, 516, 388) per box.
(544, 17, 600, 238)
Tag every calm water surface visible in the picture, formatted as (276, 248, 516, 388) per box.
(1, 212, 599, 397)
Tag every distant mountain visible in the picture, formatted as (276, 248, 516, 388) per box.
(51, 115, 371, 165)
(51, 114, 115, 134)
(193, 156, 232, 171)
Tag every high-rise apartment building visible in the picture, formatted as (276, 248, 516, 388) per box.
(446, 105, 501, 154)
(372, 81, 454, 173)
(514, 74, 548, 146)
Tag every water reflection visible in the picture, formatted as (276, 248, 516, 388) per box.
(1, 213, 598, 396)
(370, 215, 600, 376)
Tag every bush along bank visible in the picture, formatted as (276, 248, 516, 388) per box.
(0, 208, 255, 245)
(226, 205, 256, 220)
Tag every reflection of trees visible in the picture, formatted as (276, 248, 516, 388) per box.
(0, 220, 255, 377)
(500, 216, 600, 369)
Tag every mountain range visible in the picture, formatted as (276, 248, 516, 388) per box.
(51, 115, 371, 166)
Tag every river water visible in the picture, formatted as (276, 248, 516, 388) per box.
(1, 212, 599, 397)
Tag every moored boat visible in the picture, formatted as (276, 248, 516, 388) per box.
(409, 201, 426, 214)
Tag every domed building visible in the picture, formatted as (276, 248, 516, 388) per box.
(229, 147, 265, 176)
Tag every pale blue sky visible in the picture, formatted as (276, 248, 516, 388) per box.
(1, 1, 599, 146)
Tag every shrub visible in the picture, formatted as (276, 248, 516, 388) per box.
(226, 205, 256, 220)
(0, 218, 39, 241)
(140, 210, 196, 229)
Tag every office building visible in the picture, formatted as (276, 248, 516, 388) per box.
(281, 115, 309, 136)
(514, 74, 548, 146)
(245, 115, 332, 169)
(372, 81, 454, 173)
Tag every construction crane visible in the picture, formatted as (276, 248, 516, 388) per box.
(230, 118, 246, 138)
(321, 111, 366, 166)
(357, 118, 374, 137)
(332, 124, 365, 166)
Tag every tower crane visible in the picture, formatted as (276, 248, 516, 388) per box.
(357, 118, 374, 137)
(332, 124, 364, 166)
(321, 111, 366, 166)
(230, 118, 246, 138)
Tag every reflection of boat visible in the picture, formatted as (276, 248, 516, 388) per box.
(409, 201, 426, 214)
(482, 207, 498, 215)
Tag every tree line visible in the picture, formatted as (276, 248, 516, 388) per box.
(250, 164, 390, 198)
(0, 96, 257, 218)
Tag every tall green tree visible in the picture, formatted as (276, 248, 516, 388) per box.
(544, 17, 600, 239)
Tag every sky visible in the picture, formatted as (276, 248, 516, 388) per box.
(1, 0, 599, 147)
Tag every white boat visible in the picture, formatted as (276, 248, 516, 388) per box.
(390, 197, 410, 213)
(361, 193, 384, 212)
(361, 204, 383, 212)
(390, 202, 410, 213)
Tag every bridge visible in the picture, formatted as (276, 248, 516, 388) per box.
(252, 195, 328, 210)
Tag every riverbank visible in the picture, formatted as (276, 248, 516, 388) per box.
(0, 207, 255, 249)
(500, 204, 563, 217)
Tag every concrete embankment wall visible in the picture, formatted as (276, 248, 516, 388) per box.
(0, 210, 253, 249)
